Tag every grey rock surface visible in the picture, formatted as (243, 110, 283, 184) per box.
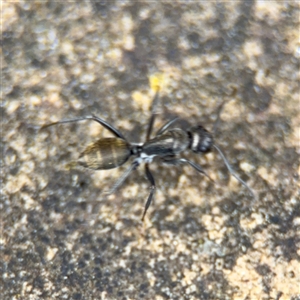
(2, 2, 299, 299)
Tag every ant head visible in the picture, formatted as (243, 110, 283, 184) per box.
(188, 125, 213, 153)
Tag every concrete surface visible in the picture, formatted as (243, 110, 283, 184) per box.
(2, 1, 299, 300)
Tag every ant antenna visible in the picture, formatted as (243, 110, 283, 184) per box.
(213, 144, 256, 199)
(212, 100, 227, 136)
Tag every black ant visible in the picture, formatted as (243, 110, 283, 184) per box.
(42, 89, 255, 220)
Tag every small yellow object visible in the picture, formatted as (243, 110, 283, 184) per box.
(149, 73, 165, 93)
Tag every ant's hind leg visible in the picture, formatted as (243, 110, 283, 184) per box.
(107, 160, 140, 195)
(142, 164, 156, 221)
(41, 115, 126, 139)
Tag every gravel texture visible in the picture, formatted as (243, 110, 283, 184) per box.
(2, 2, 300, 300)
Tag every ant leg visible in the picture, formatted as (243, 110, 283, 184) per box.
(162, 157, 214, 183)
(155, 117, 179, 136)
(41, 115, 126, 139)
(145, 91, 160, 141)
(107, 160, 139, 195)
(213, 144, 256, 199)
(141, 164, 156, 221)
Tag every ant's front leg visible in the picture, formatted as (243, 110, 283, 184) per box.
(145, 91, 160, 142)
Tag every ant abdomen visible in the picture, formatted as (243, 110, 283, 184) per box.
(188, 125, 213, 153)
(78, 138, 131, 170)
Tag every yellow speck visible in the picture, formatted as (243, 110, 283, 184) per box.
(149, 73, 165, 93)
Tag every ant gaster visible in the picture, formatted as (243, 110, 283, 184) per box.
(42, 90, 255, 220)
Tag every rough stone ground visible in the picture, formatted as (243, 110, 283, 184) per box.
(2, 2, 299, 300)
